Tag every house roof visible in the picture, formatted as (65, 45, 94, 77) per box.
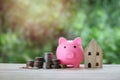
(85, 39, 102, 55)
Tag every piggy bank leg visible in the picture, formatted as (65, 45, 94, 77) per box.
(73, 64, 80, 68)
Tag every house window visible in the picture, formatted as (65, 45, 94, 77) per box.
(88, 52, 91, 55)
(96, 52, 99, 56)
(96, 63, 99, 66)
(88, 63, 91, 68)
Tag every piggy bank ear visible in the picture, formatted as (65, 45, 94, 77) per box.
(73, 37, 82, 45)
(59, 37, 67, 45)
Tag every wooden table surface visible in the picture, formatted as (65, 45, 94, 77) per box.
(0, 63, 120, 80)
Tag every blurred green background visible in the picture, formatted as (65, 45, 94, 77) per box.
(0, 0, 120, 64)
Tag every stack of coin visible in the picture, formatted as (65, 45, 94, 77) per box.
(52, 59, 60, 65)
(33, 57, 44, 69)
(34, 61, 43, 69)
(43, 61, 52, 69)
(51, 65, 60, 69)
(44, 52, 53, 69)
(59, 64, 67, 68)
(26, 60, 34, 68)
(44, 52, 53, 62)
(51, 59, 61, 69)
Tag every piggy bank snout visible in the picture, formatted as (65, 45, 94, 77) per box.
(66, 52, 75, 59)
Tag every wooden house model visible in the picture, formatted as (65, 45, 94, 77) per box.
(84, 39, 103, 68)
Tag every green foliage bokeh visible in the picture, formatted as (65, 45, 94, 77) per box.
(0, 0, 120, 64)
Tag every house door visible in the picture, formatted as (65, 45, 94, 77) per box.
(88, 63, 91, 68)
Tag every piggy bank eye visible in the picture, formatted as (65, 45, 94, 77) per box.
(64, 46, 66, 48)
(73, 46, 76, 48)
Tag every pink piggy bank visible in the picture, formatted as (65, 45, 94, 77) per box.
(56, 37, 84, 68)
